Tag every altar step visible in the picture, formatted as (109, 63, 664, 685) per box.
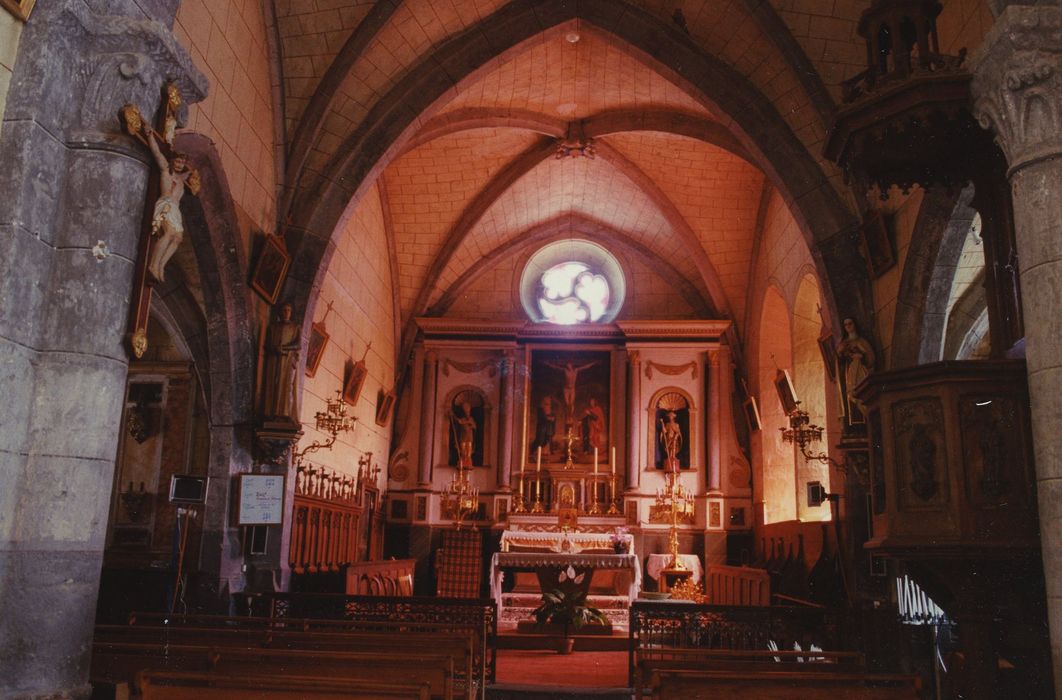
(487, 685, 632, 700)
(499, 594, 630, 632)
(495, 631, 629, 651)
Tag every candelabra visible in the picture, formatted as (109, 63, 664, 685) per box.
(512, 474, 528, 513)
(442, 465, 479, 528)
(780, 403, 841, 469)
(294, 390, 357, 463)
(655, 468, 695, 569)
(587, 475, 604, 515)
(607, 474, 620, 515)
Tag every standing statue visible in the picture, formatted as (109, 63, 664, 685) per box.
(582, 397, 607, 451)
(451, 401, 477, 467)
(531, 396, 557, 454)
(144, 124, 195, 284)
(262, 304, 300, 422)
(545, 359, 597, 418)
(659, 411, 683, 468)
(836, 317, 876, 418)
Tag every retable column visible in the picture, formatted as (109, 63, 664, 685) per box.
(418, 349, 439, 486)
(627, 350, 642, 489)
(972, 7, 1062, 691)
(707, 348, 723, 494)
(497, 351, 515, 489)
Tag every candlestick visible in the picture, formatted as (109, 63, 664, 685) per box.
(611, 446, 616, 476)
(536, 446, 542, 472)
(594, 447, 598, 475)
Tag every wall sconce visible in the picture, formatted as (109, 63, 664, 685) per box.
(780, 403, 842, 470)
(294, 389, 357, 462)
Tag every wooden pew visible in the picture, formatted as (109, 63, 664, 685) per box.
(118, 612, 485, 695)
(633, 649, 866, 700)
(95, 619, 478, 698)
(137, 670, 430, 699)
(92, 643, 457, 699)
(651, 668, 923, 700)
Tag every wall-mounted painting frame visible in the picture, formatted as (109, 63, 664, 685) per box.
(343, 359, 368, 406)
(1, 0, 35, 21)
(860, 209, 896, 278)
(304, 323, 329, 378)
(774, 369, 798, 415)
(250, 233, 290, 305)
(818, 328, 837, 382)
(375, 390, 396, 426)
(743, 396, 761, 432)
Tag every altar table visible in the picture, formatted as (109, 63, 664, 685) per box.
(490, 552, 641, 621)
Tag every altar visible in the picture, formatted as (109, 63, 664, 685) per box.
(491, 526, 641, 631)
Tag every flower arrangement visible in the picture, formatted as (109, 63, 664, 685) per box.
(609, 526, 630, 553)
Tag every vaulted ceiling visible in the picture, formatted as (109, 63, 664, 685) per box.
(270, 0, 928, 360)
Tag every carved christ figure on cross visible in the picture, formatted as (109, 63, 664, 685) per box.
(144, 123, 193, 284)
(544, 359, 597, 418)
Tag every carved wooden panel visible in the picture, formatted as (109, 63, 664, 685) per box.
(891, 397, 948, 511)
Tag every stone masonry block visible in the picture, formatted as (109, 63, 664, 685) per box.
(27, 351, 127, 463)
(0, 549, 104, 699)
(60, 147, 149, 259)
(39, 247, 134, 360)
(0, 223, 53, 348)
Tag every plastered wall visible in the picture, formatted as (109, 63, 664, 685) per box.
(298, 184, 396, 482)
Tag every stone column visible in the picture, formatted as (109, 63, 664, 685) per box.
(972, 7, 1062, 691)
(0, 3, 207, 697)
(418, 349, 439, 486)
(707, 348, 722, 493)
(627, 350, 642, 489)
(497, 351, 515, 489)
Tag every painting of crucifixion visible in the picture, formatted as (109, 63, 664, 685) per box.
(528, 349, 611, 466)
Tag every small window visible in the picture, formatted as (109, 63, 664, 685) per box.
(520, 240, 625, 324)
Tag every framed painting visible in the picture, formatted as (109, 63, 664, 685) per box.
(250, 234, 290, 305)
(304, 322, 329, 378)
(743, 396, 761, 432)
(774, 369, 798, 415)
(342, 359, 367, 406)
(818, 328, 837, 382)
(375, 389, 396, 426)
(860, 209, 896, 278)
(0, 0, 35, 21)
(528, 348, 611, 466)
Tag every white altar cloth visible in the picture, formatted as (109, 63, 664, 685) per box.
(645, 553, 703, 584)
(490, 552, 642, 618)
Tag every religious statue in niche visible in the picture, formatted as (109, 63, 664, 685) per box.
(654, 391, 691, 469)
(448, 390, 485, 467)
(528, 350, 611, 464)
(261, 303, 300, 425)
(836, 317, 876, 425)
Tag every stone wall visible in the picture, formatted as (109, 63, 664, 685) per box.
(0, 9, 22, 121)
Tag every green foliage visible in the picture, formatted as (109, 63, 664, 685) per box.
(531, 587, 608, 637)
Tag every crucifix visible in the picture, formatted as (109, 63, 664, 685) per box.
(119, 82, 201, 359)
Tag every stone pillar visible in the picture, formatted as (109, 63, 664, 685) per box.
(418, 349, 439, 486)
(0, 3, 207, 697)
(497, 351, 515, 489)
(627, 350, 642, 489)
(707, 348, 722, 493)
(972, 7, 1062, 691)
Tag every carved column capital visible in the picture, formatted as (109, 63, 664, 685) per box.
(972, 5, 1062, 174)
(628, 349, 641, 365)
